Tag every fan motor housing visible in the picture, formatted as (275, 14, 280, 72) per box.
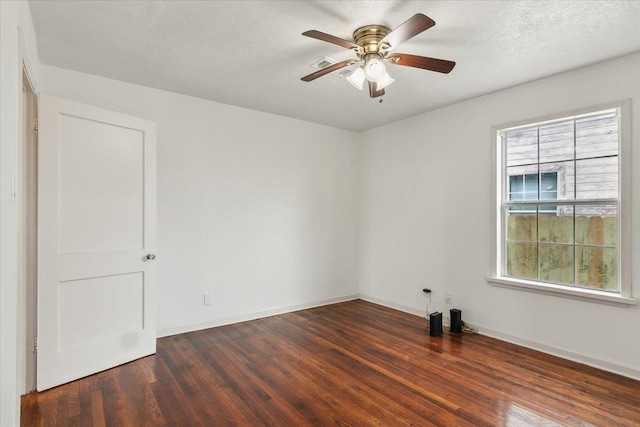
(352, 25, 391, 56)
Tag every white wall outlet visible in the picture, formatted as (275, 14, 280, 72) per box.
(445, 294, 452, 304)
(204, 294, 212, 306)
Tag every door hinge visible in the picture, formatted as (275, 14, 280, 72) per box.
(33, 119, 38, 133)
(33, 336, 38, 353)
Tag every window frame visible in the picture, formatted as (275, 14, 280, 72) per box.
(487, 100, 636, 306)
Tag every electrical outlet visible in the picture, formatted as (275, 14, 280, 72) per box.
(445, 294, 452, 304)
(204, 294, 212, 306)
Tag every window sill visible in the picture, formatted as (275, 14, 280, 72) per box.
(486, 276, 637, 306)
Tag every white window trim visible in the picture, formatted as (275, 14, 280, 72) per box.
(487, 100, 636, 307)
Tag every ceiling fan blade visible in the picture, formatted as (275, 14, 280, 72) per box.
(301, 59, 358, 82)
(302, 30, 360, 50)
(368, 81, 385, 98)
(388, 53, 456, 74)
(379, 14, 435, 50)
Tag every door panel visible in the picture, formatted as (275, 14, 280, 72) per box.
(37, 94, 156, 391)
(58, 273, 144, 349)
(58, 114, 144, 253)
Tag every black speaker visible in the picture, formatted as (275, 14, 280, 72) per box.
(429, 312, 442, 337)
(450, 308, 462, 333)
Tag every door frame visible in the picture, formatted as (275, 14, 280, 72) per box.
(16, 26, 39, 396)
(18, 67, 38, 393)
(18, 64, 38, 394)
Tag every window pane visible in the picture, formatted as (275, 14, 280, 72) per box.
(540, 161, 574, 200)
(575, 206, 617, 246)
(539, 172, 558, 203)
(575, 157, 618, 199)
(506, 127, 538, 167)
(509, 175, 524, 193)
(576, 246, 617, 290)
(507, 242, 537, 279)
(576, 112, 618, 160)
(540, 173, 557, 191)
(538, 207, 573, 244)
(539, 119, 574, 163)
(539, 244, 573, 285)
(507, 211, 537, 242)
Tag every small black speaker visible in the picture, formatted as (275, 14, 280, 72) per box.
(450, 308, 462, 333)
(429, 312, 443, 337)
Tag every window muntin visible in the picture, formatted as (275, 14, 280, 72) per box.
(500, 109, 620, 292)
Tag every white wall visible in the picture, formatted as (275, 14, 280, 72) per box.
(41, 65, 361, 336)
(359, 52, 640, 378)
(1, 1, 41, 425)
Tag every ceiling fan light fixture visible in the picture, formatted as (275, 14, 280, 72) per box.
(346, 67, 365, 90)
(301, 13, 456, 98)
(376, 71, 395, 90)
(364, 58, 386, 82)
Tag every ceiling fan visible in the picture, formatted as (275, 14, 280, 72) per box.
(301, 13, 456, 98)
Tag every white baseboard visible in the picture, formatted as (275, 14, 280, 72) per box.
(465, 322, 640, 381)
(360, 294, 640, 381)
(157, 294, 359, 338)
(358, 293, 452, 327)
(359, 294, 425, 317)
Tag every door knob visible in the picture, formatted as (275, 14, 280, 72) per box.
(146, 254, 156, 260)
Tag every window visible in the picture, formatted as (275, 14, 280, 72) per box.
(489, 102, 634, 305)
(509, 172, 557, 212)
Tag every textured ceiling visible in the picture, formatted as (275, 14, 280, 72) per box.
(29, 0, 640, 132)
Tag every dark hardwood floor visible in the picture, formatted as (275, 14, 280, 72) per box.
(21, 299, 640, 426)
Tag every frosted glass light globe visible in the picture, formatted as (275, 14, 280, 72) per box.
(364, 58, 386, 82)
(347, 67, 365, 90)
(376, 72, 395, 90)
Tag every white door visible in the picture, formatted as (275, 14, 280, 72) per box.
(37, 94, 157, 391)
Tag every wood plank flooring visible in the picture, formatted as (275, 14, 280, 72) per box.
(21, 299, 640, 426)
